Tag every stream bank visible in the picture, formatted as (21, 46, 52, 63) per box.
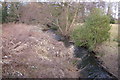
(2, 23, 118, 79)
(2, 24, 78, 78)
(74, 47, 118, 79)
(47, 29, 118, 79)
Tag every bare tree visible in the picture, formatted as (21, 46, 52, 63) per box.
(49, 2, 80, 39)
(19, 2, 52, 24)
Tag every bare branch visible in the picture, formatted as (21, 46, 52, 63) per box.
(65, 4, 69, 34)
(68, 6, 78, 34)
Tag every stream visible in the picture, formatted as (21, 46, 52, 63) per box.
(46, 29, 118, 79)
(74, 47, 118, 79)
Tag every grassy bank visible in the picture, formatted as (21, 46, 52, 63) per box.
(95, 24, 118, 77)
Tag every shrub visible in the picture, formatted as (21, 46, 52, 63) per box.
(109, 15, 115, 24)
(72, 8, 111, 50)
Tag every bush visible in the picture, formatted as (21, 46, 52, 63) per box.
(72, 8, 111, 50)
(110, 19, 115, 24)
(109, 15, 115, 24)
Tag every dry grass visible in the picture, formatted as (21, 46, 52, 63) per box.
(110, 24, 118, 42)
(2, 23, 78, 78)
(95, 24, 118, 77)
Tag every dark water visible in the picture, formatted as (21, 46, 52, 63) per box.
(46, 29, 118, 79)
(74, 47, 118, 79)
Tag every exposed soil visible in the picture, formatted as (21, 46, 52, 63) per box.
(2, 23, 78, 78)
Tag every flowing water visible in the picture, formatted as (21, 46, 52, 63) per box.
(74, 47, 118, 79)
(46, 29, 118, 79)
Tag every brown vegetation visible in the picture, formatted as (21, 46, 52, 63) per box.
(2, 23, 78, 78)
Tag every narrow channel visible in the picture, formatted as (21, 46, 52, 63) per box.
(46, 29, 118, 79)
(74, 47, 118, 79)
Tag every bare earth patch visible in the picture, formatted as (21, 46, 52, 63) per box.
(95, 24, 118, 78)
(2, 23, 78, 78)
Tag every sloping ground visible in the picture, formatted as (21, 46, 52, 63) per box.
(2, 23, 78, 78)
(0, 24, 2, 78)
(95, 24, 118, 78)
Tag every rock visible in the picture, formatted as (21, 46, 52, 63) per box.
(2, 60, 12, 64)
(53, 47, 55, 49)
(13, 71, 23, 78)
(31, 66, 37, 69)
(40, 42, 43, 45)
(47, 48, 50, 51)
(3, 56, 8, 59)
(56, 51, 59, 54)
